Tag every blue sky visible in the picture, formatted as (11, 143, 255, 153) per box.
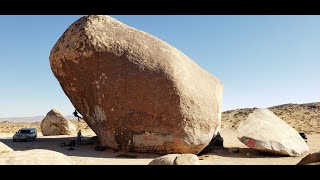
(0, 15, 319, 118)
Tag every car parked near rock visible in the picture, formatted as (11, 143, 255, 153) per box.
(13, 128, 37, 142)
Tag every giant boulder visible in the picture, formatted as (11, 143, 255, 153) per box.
(49, 15, 223, 154)
(41, 109, 77, 136)
(237, 109, 309, 156)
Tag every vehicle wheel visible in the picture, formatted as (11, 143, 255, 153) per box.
(26, 137, 30, 142)
(33, 138, 36, 141)
(13, 139, 16, 142)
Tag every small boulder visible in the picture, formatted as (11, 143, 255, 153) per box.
(237, 109, 309, 156)
(148, 154, 178, 165)
(41, 109, 77, 136)
(149, 154, 199, 165)
(173, 154, 200, 165)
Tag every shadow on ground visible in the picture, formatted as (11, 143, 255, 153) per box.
(0, 136, 159, 159)
(198, 147, 288, 159)
(1, 136, 290, 160)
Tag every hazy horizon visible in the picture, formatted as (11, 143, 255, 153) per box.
(1, 15, 320, 118)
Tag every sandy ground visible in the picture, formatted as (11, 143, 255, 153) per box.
(0, 126, 319, 165)
(0, 130, 158, 165)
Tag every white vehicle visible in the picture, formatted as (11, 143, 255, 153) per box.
(13, 128, 37, 142)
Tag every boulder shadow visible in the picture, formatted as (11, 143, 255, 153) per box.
(0, 136, 159, 159)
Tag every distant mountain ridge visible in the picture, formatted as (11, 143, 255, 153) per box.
(0, 115, 76, 122)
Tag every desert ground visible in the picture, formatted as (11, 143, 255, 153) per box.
(1, 102, 319, 165)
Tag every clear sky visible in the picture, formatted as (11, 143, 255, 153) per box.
(1, 15, 320, 118)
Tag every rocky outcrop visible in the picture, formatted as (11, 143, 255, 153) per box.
(237, 109, 309, 156)
(49, 15, 223, 154)
(149, 154, 200, 165)
(41, 109, 77, 136)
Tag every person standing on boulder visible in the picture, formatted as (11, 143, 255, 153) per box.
(77, 130, 83, 145)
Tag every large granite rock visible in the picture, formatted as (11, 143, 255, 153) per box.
(149, 154, 200, 165)
(41, 109, 77, 136)
(237, 109, 309, 156)
(49, 15, 223, 154)
(0, 142, 13, 154)
(0, 149, 75, 165)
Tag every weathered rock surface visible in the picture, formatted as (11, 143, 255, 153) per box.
(237, 109, 309, 156)
(174, 154, 200, 165)
(0, 142, 13, 154)
(148, 154, 199, 165)
(41, 109, 77, 136)
(50, 15, 223, 154)
(0, 149, 75, 165)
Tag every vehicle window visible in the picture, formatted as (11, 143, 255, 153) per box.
(19, 130, 31, 133)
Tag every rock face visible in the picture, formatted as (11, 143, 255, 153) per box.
(0, 142, 13, 154)
(49, 15, 223, 154)
(237, 109, 309, 157)
(41, 109, 77, 136)
(149, 154, 200, 165)
(0, 149, 75, 165)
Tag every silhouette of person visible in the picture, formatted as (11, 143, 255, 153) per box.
(77, 130, 82, 145)
(73, 109, 81, 122)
